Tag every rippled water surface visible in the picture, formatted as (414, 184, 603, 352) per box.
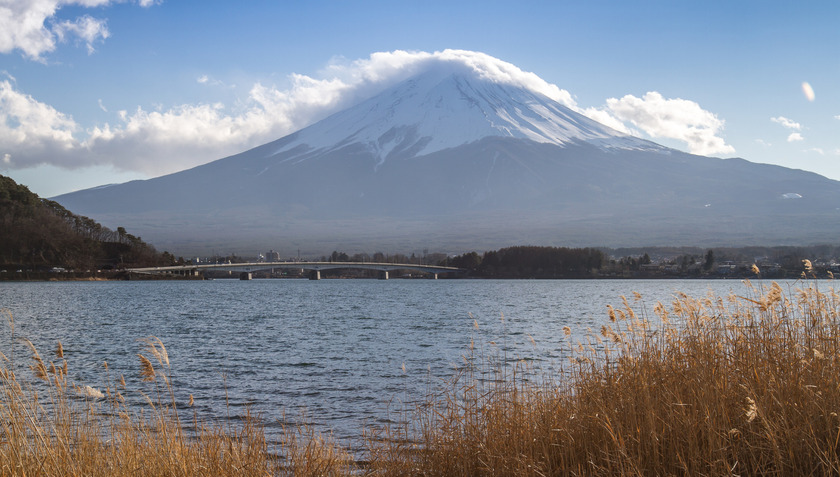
(0, 278, 789, 443)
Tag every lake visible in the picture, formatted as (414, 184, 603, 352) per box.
(0, 278, 802, 445)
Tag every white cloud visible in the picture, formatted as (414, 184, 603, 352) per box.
(772, 117, 807, 143)
(755, 139, 772, 147)
(196, 74, 235, 89)
(97, 98, 107, 112)
(0, 79, 80, 166)
(0, 0, 152, 60)
(583, 92, 735, 156)
(580, 106, 637, 135)
(802, 82, 815, 102)
(435, 50, 576, 107)
(771, 116, 802, 130)
(53, 15, 109, 54)
(805, 147, 824, 155)
(0, 49, 739, 176)
(0, 70, 367, 174)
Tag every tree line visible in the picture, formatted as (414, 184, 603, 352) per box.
(440, 246, 605, 278)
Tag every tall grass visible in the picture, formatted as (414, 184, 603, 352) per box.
(3, 281, 840, 475)
(370, 281, 840, 475)
(0, 313, 352, 476)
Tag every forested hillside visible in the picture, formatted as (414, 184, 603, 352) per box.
(0, 175, 182, 272)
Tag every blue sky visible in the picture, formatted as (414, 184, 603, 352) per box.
(1, 0, 838, 197)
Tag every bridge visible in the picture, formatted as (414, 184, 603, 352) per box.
(126, 261, 463, 280)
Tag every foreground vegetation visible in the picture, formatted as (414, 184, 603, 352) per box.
(3, 279, 840, 475)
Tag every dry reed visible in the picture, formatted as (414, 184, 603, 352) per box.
(369, 281, 840, 475)
(0, 311, 352, 476)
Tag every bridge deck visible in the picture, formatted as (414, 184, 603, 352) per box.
(127, 261, 462, 275)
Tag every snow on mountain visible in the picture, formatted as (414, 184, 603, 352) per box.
(268, 65, 659, 168)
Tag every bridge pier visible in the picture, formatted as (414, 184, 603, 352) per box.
(239, 272, 252, 280)
(432, 273, 438, 279)
(309, 270, 321, 280)
(378, 270, 389, 280)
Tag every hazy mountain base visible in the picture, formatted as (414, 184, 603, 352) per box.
(83, 207, 835, 259)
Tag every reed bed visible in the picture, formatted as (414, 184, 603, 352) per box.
(0, 312, 352, 476)
(3, 280, 840, 475)
(370, 280, 840, 475)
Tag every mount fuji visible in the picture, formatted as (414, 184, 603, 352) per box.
(54, 62, 840, 256)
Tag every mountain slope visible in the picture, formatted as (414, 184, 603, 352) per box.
(53, 66, 840, 255)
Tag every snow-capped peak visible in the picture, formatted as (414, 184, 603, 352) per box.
(270, 62, 655, 164)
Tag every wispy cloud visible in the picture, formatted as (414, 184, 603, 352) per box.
(197, 74, 235, 89)
(802, 82, 815, 102)
(771, 116, 802, 130)
(0, 49, 738, 176)
(0, 0, 153, 60)
(580, 107, 638, 136)
(788, 132, 804, 142)
(53, 15, 110, 54)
